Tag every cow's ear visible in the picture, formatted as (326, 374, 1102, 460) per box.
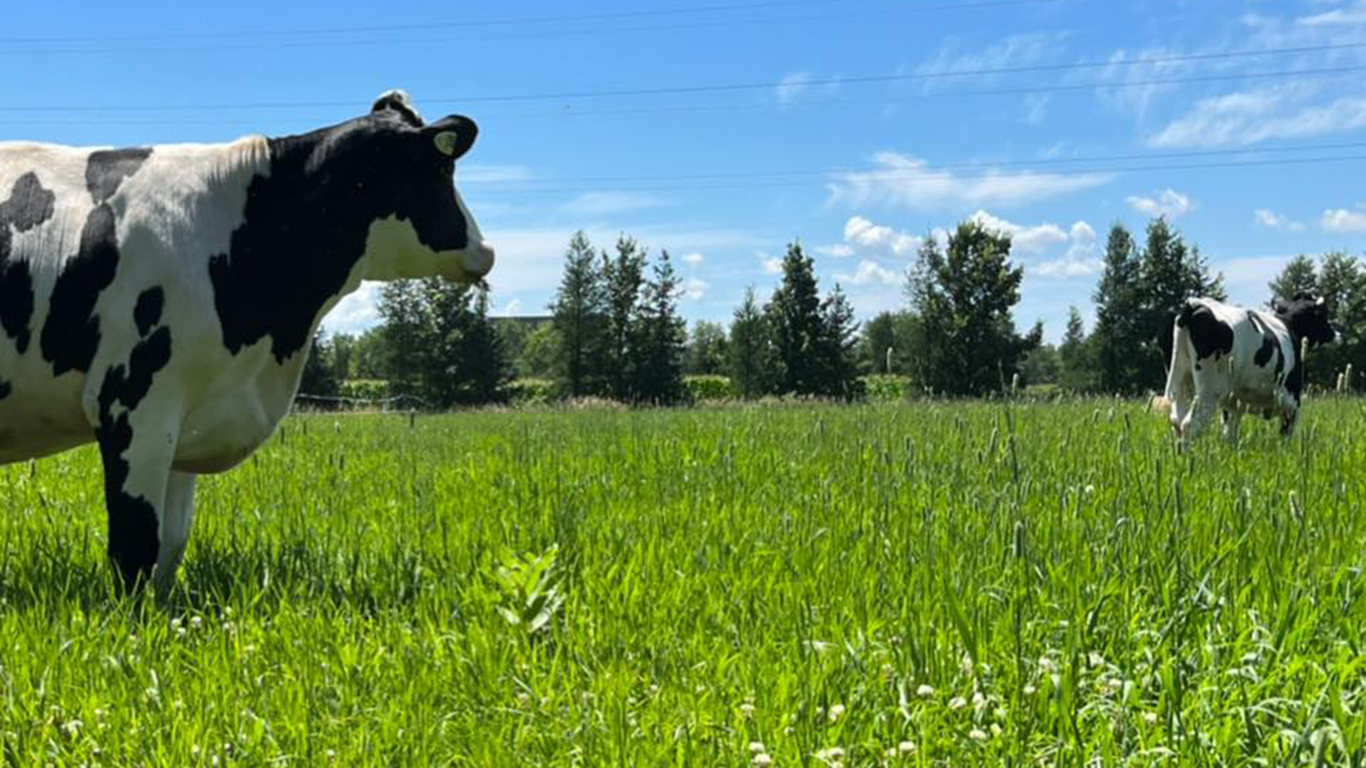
(426, 115, 478, 160)
(371, 89, 424, 128)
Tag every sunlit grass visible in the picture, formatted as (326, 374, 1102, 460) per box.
(1, 399, 1363, 765)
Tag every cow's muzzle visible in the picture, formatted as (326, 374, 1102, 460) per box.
(446, 240, 495, 282)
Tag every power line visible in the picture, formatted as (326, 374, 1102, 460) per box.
(462, 140, 1366, 187)
(464, 154, 1366, 195)
(0, 0, 1058, 46)
(1, 42, 1360, 113)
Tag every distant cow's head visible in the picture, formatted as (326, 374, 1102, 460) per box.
(1273, 293, 1337, 348)
(316, 90, 494, 283)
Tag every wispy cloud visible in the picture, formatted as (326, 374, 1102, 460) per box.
(827, 152, 1112, 211)
(320, 281, 382, 336)
(559, 191, 669, 217)
(1322, 205, 1366, 232)
(459, 164, 535, 184)
(1125, 189, 1194, 219)
(1254, 208, 1305, 231)
(1148, 82, 1366, 148)
(757, 251, 783, 275)
(914, 33, 1061, 91)
(682, 251, 705, 266)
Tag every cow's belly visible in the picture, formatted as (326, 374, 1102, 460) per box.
(0, 377, 92, 465)
(172, 390, 288, 474)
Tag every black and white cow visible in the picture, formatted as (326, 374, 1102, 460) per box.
(1156, 295, 1335, 444)
(0, 90, 493, 590)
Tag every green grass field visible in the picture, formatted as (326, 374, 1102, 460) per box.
(1, 400, 1364, 766)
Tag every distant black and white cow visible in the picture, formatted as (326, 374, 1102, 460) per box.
(0, 90, 493, 590)
(1156, 295, 1336, 445)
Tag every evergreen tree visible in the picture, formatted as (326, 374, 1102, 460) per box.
(1268, 255, 1320, 301)
(452, 285, 512, 405)
(549, 231, 608, 397)
(906, 220, 1040, 395)
(1091, 223, 1144, 393)
(814, 284, 861, 398)
(1057, 306, 1094, 392)
(602, 235, 647, 400)
(378, 279, 429, 401)
(764, 243, 826, 395)
(631, 250, 688, 404)
(729, 287, 777, 398)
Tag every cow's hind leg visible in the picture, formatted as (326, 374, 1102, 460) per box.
(153, 471, 198, 593)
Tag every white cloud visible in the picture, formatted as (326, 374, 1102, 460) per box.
(684, 276, 709, 301)
(1254, 208, 1305, 231)
(558, 191, 668, 217)
(967, 211, 1102, 278)
(1094, 47, 1193, 119)
(1125, 189, 1194, 219)
(842, 216, 923, 257)
(320, 281, 382, 336)
(835, 259, 902, 287)
(1147, 82, 1366, 148)
(1023, 94, 1050, 125)
(757, 251, 783, 275)
(498, 299, 524, 316)
(1322, 205, 1366, 232)
(682, 251, 705, 266)
(827, 152, 1112, 211)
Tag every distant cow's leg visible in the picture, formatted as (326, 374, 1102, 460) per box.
(1222, 410, 1242, 446)
(153, 471, 198, 592)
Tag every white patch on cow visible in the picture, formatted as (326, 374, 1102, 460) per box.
(359, 215, 494, 282)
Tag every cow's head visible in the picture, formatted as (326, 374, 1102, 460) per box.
(335, 90, 494, 283)
(1273, 293, 1337, 348)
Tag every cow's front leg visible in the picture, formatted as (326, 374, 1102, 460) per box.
(95, 408, 180, 591)
(154, 471, 198, 591)
(1181, 395, 1218, 443)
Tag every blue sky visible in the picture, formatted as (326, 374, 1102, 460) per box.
(6, 0, 1365, 342)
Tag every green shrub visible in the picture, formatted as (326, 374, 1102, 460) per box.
(508, 378, 555, 406)
(683, 375, 735, 402)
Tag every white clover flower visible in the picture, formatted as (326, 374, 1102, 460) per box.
(750, 742, 767, 754)
(828, 703, 845, 722)
(916, 684, 935, 697)
(948, 696, 967, 710)
(898, 740, 916, 754)
(740, 703, 756, 718)
(1143, 712, 1159, 725)
(815, 746, 845, 762)
(1023, 684, 1036, 696)
(752, 754, 773, 767)
(190, 616, 203, 630)
(969, 728, 988, 741)
(1088, 651, 1104, 668)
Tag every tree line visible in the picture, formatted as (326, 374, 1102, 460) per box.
(299, 216, 1363, 408)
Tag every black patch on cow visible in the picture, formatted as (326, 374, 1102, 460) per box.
(40, 204, 121, 375)
(134, 287, 164, 338)
(209, 111, 476, 363)
(0, 378, 10, 400)
(86, 148, 152, 205)
(1247, 313, 1279, 369)
(94, 324, 172, 589)
(0, 173, 55, 354)
(1176, 302, 1233, 361)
